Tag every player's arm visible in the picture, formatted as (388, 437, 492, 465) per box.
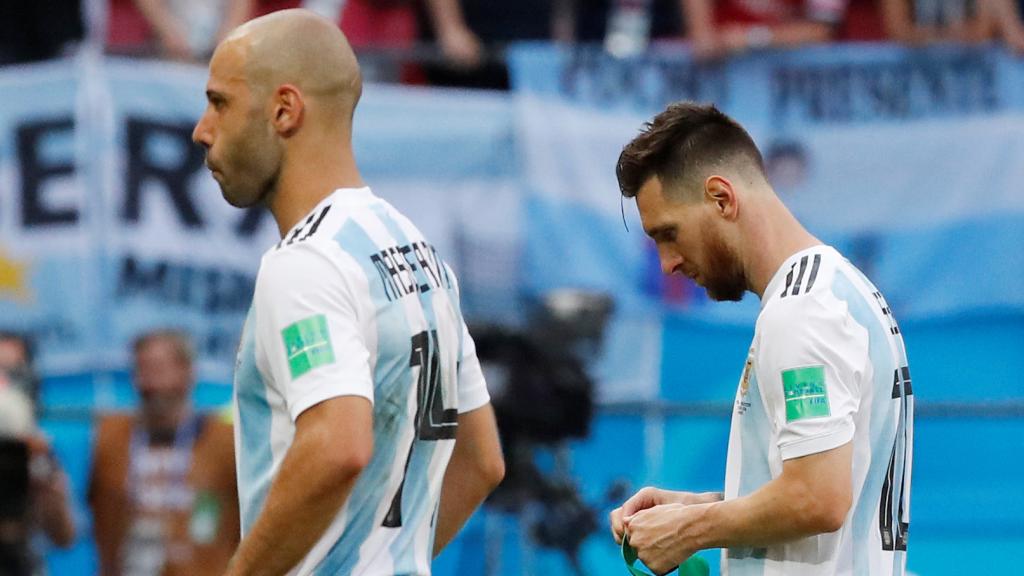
(433, 403, 504, 556)
(433, 313, 504, 556)
(625, 290, 865, 573)
(610, 487, 723, 544)
(225, 396, 372, 576)
(227, 242, 376, 575)
(623, 443, 851, 573)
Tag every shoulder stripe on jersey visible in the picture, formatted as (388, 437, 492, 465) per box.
(791, 255, 809, 296)
(804, 254, 822, 293)
(276, 205, 333, 250)
(780, 262, 796, 298)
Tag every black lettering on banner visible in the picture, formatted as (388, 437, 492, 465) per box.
(382, 330, 458, 528)
(118, 255, 168, 296)
(123, 117, 206, 228)
(770, 54, 999, 124)
(117, 255, 254, 313)
(17, 117, 79, 227)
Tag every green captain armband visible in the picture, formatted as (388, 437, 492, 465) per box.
(621, 535, 710, 576)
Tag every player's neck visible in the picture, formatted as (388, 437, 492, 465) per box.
(744, 198, 821, 299)
(269, 145, 364, 237)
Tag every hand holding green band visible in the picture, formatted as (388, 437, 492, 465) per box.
(621, 534, 710, 576)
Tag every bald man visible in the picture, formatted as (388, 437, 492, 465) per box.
(192, 10, 505, 576)
(608, 103, 914, 575)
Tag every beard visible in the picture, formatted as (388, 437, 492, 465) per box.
(698, 222, 747, 302)
(214, 117, 281, 209)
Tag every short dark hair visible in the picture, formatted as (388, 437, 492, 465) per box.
(0, 330, 35, 368)
(132, 329, 194, 366)
(616, 102, 765, 199)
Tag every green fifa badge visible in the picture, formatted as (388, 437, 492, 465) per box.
(282, 314, 336, 380)
(782, 365, 830, 422)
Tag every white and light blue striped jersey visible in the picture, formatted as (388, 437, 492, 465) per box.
(723, 245, 913, 576)
(233, 187, 490, 576)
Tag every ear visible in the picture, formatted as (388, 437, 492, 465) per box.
(704, 175, 739, 221)
(271, 84, 304, 136)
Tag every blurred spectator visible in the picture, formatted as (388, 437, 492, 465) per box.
(0, 332, 76, 576)
(117, 0, 254, 60)
(418, 0, 574, 88)
(0, 0, 85, 65)
(88, 330, 237, 576)
(838, 0, 887, 40)
(573, 0, 690, 46)
(683, 0, 850, 58)
(881, 0, 1024, 52)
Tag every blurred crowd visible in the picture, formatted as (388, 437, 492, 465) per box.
(3, 0, 1024, 88)
(0, 329, 237, 576)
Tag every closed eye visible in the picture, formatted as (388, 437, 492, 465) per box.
(647, 225, 677, 243)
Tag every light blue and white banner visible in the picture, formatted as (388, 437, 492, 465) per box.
(508, 43, 1024, 321)
(0, 56, 520, 381)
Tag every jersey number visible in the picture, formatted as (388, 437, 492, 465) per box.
(382, 330, 458, 528)
(880, 365, 912, 551)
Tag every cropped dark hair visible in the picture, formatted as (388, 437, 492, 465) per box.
(0, 330, 35, 368)
(616, 102, 765, 199)
(132, 329, 194, 366)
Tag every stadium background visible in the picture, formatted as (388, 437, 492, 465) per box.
(2, 5, 1023, 575)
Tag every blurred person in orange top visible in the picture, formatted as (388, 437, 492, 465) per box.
(88, 330, 238, 576)
(0, 331, 76, 576)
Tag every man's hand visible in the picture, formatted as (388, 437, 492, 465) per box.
(610, 487, 721, 544)
(623, 502, 712, 575)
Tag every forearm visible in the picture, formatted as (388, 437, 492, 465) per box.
(433, 461, 495, 556)
(424, 0, 470, 36)
(697, 473, 845, 549)
(432, 404, 504, 557)
(683, 0, 716, 42)
(133, 0, 187, 43)
(39, 492, 75, 547)
(218, 0, 254, 41)
(761, 21, 834, 47)
(227, 436, 364, 575)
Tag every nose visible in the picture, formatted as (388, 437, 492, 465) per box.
(659, 248, 684, 276)
(192, 113, 211, 148)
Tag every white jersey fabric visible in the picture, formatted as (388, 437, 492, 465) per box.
(723, 245, 913, 575)
(232, 187, 490, 576)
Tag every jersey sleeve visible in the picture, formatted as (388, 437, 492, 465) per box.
(254, 241, 374, 421)
(756, 291, 868, 461)
(456, 322, 490, 413)
(444, 263, 490, 414)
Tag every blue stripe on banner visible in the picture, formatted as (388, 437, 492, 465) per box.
(315, 219, 415, 575)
